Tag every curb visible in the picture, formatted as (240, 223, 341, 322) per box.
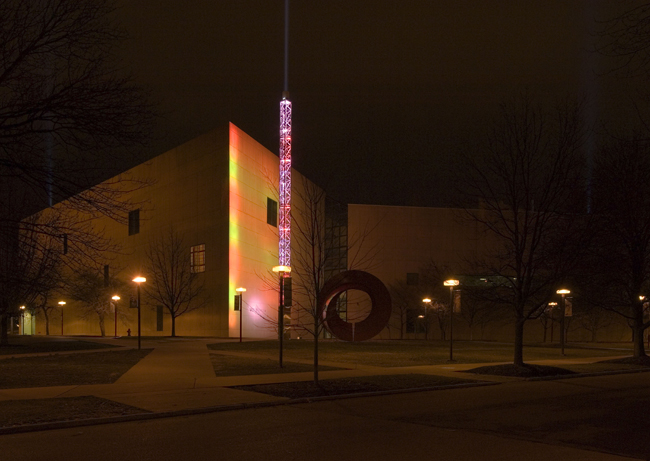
(0, 381, 498, 436)
(525, 366, 650, 381)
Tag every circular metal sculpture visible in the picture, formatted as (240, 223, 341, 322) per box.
(318, 270, 392, 342)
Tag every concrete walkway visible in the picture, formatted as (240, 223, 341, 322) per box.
(0, 337, 637, 414)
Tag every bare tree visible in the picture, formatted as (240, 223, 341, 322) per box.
(68, 267, 126, 336)
(597, 2, 650, 77)
(586, 133, 650, 356)
(389, 280, 419, 339)
(0, 0, 153, 341)
(144, 228, 206, 337)
(288, 178, 378, 384)
(459, 95, 588, 366)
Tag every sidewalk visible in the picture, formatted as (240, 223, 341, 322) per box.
(0, 337, 634, 414)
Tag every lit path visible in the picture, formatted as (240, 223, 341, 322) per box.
(115, 338, 216, 384)
(4, 372, 647, 461)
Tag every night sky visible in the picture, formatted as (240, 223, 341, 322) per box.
(117, 1, 633, 207)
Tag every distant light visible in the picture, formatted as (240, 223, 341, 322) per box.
(20, 305, 25, 310)
(273, 265, 291, 273)
(422, 298, 432, 303)
(58, 301, 66, 306)
(112, 295, 121, 301)
(556, 289, 570, 295)
(236, 287, 247, 293)
(444, 279, 459, 287)
(417, 315, 425, 318)
(548, 302, 558, 306)
(133, 276, 146, 283)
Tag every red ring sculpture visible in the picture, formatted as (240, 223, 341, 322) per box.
(317, 270, 392, 342)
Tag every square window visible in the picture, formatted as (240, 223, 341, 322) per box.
(128, 209, 140, 236)
(191, 244, 205, 273)
(267, 197, 278, 227)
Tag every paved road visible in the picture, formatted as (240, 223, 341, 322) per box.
(3, 372, 648, 461)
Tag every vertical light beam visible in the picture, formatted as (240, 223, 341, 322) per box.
(279, 0, 291, 267)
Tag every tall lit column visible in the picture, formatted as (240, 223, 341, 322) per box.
(279, 96, 292, 267)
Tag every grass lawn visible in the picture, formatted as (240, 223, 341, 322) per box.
(210, 353, 342, 376)
(232, 374, 481, 399)
(0, 349, 152, 389)
(0, 336, 117, 355)
(208, 340, 632, 367)
(0, 396, 147, 428)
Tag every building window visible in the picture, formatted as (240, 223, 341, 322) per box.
(156, 305, 164, 332)
(191, 244, 205, 273)
(406, 272, 419, 286)
(128, 209, 140, 236)
(267, 197, 278, 227)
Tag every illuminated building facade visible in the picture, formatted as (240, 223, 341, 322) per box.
(40, 123, 315, 338)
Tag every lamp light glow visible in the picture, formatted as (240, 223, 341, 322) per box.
(236, 287, 247, 293)
(273, 265, 291, 273)
(112, 295, 120, 301)
(422, 298, 432, 303)
(58, 301, 66, 306)
(444, 279, 460, 287)
(133, 276, 146, 283)
(556, 289, 570, 295)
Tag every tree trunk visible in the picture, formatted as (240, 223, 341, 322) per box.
(314, 322, 319, 385)
(43, 309, 50, 335)
(514, 317, 525, 366)
(0, 315, 8, 346)
(633, 323, 646, 358)
(98, 314, 105, 337)
(171, 315, 176, 337)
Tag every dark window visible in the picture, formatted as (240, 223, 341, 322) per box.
(406, 273, 419, 286)
(267, 198, 278, 227)
(156, 306, 164, 331)
(128, 209, 140, 236)
(190, 244, 205, 273)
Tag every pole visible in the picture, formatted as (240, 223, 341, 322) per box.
(137, 284, 141, 350)
(560, 293, 566, 355)
(61, 309, 63, 336)
(279, 272, 284, 368)
(114, 303, 118, 338)
(550, 308, 554, 342)
(239, 292, 243, 343)
(449, 286, 454, 362)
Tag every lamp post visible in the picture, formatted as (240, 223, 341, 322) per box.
(58, 301, 66, 335)
(19, 305, 25, 335)
(444, 279, 459, 362)
(556, 289, 570, 356)
(133, 277, 146, 350)
(547, 302, 558, 342)
(273, 265, 291, 368)
(112, 295, 120, 338)
(422, 298, 432, 340)
(236, 287, 246, 343)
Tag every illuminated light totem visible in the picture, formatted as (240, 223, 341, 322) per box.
(279, 93, 292, 267)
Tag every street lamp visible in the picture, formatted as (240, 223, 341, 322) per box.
(58, 301, 66, 335)
(133, 276, 146, 350)
(112, 295, 120, 338)
(556, 288, 570, 356)
(236, 287, 246, 343)
(422, 298, 432, 340)
(547, 302, 558, 342)
(444, 279, 460, 362)
(273, 265, 291, 368)
(19, 305, 25, 335)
